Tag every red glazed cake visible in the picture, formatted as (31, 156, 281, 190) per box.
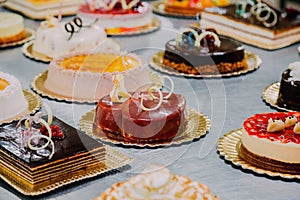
(240, 112, 300, 174)
(93, 75, 186, 143)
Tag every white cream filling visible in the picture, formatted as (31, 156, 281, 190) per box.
(242, 128, 300, 163)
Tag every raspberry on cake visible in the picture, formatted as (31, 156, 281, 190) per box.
(0, 12, 26, 45)
(0, 72, 28, 122)
(97, 165, 219, 199)
(32, 15, 120, 59)
(241, 112, 300, 174)
(44, 51, 153, 101)
(200, 0, 300, 49)
(77, 0, 153, 34)
(93, 75, 186, 143)
(277, 62, 300, 111)
(162, 28, 248, 75)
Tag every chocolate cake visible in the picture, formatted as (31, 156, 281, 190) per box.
(200, 1, 300, 49)
(162, 29, 247, 75)
(0, 116, 106, 192)
(277, 62, 300, 110)
(93, 92, 186, 142)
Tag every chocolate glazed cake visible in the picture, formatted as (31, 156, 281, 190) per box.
(163, 29, 248, 75)
(277, 68, 300, 110)
(0, 116, 106, 192)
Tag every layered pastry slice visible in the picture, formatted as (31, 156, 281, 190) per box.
(0, 108, 106, 193)
(200, 1, 300, 49)
(241, 112, 300, 174)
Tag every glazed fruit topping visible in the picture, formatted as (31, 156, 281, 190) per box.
(40, 125, 64, 140)
(244, 112, 300, 144)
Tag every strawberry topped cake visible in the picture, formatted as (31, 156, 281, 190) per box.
(77, 0, 153, 34)
(241, 112, 300, 174)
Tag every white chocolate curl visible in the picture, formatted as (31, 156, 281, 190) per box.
(176, 28, 199, 44)
(27, 118, 55, 159)
(267, 118, 285, 132)
(194, 31, 221, 48)
(250, 2, 278, 27)
(110, 74, 131, 103)
(141, 86, 163, 111)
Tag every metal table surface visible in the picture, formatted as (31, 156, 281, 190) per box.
(1, 3, 300, 200)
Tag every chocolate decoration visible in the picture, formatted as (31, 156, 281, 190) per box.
(277, 69, 300, 110)
(0, 116, 104, 168)
(163, 35, 245, 68)
(207, 3, 300, 30)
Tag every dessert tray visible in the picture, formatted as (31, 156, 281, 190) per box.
(149, 51, 262, 78)
(31, 70, 162, 103)
(4, 0, 83, 20)
(80, 108, 210, 147)
(0, 28, 35, 48)
(0, 117, 132, 196)
(0, 89, 42, 125)
(262, 82, 297, 112)
(218, 129, 300, 179)
(152, 1, 196, 19)
(22, 40, 52, 63)
(106, 17, 161, 36)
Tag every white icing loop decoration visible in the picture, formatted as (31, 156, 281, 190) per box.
(161, 76, 174, 99)
(141, 86, 163, 111)
(177, 28, 199, 44)
(27, 118, 55, 159)
(250, 2, 278, 27)
(195, 31, 221, 48)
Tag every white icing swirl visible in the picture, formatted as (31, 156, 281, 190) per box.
(288, 62, 300, 81)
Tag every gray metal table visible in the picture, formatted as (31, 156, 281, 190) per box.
(0, 4, 300, 200)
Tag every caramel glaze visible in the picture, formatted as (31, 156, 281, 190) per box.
(277, 69, 300, 111)
(94, 92, 186, 142)
(163, 35, 245, 68)
(0, 116, 104, 168)
(207, 4, 300, 32)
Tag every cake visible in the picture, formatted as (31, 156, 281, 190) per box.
(0, 72, 28, 122)
(97, 165, 219, 199)
(77, 0, 153, 34)
(162, 28, 248, 75)
(200, 1, 300, 49)
(32, 15, 120, 59)
(44, 52, 153, 101)
(277, 62, 300, 111)
(4, 0, 83, 19)
(164, 0, 229, 15)
(0, 12, 26, 45)
(0, 107, 106, 192)
(93, 75, 186, 142)
(241, 112, 300, 174)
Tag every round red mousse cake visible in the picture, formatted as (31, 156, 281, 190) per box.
(93, 92, 186, 142)
(240, 112, 300, 174)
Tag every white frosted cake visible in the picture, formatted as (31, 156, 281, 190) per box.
(0, 72, 28, 121)
(77, 0, 152, 34)
(241, 112, 300, 174)
(98, 165, 219, 199)
(32, 16, 120, 59)
(44, 52, 154, 101)
(0, 12, 26, 45)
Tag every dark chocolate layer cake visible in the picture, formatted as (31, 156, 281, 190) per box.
(277, 68, 300, 110)
(163, 35, 247, 75)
